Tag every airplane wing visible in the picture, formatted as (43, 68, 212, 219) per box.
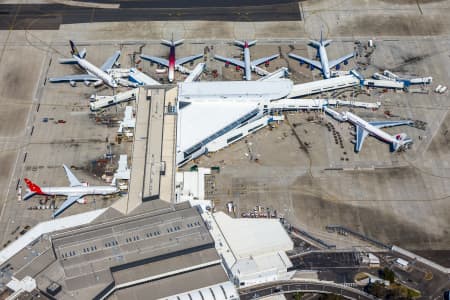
(52, 195, 82, 218)
(214, 55, 245, 69)
(288, 53, 322, 70)
(176, 54, 203, 66)
(63, 164, 83, 187)
(140, 55, 169, 67)
(355, 125, 369, 152)
(100, 50, 121, 72)
(251, 54, 279, 67)
(328, 52, 355, 69)
(48, 74, 99, 83)
(369, 120, 413, 129)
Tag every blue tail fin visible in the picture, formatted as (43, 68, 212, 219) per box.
(69, 40, 80, 57)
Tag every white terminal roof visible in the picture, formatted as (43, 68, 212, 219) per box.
(175, 168, 211, 202)
(160, 281, 238, 300)
(177, 101, 259, 154)
(177, 80, 293, 102)
(0, 209, 106, 265)
(213, 212, 293, 259)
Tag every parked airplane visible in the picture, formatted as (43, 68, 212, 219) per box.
(214, 40, 279, 81)
(288, 31, 354, 79)
(140, 38, 203, 82)
(324, 107, 414, 152)
(49, 40, 121, 88)
(23, 165, 119, 218)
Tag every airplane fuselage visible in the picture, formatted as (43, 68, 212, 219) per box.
(75, 56, 118, 88)
(168, 45, 176, 82)
(345, 111, 398, 145)
(318, 45, 331, 79)
(243, 46, 252, 81)
(39, 185, 118, 197)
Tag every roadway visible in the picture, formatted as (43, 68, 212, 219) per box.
(0, 1, 301, 30)
(238, 280, 378, 300)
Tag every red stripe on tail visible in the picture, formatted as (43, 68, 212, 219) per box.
(24, 178, 43, 194)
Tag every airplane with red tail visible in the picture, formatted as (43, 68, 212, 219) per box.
(140, 36, 203, 82)
(23, 165, 119, 218)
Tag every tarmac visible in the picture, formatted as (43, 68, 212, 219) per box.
(0, 0, 301, 30)
(0, 0, 449, 271)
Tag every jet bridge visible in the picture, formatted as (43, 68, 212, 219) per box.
(89, 88, 139, 111)
(268, 98, 381, 111)
(184, 63, 205, 82)
(128, 68, 160, 86)
(287, 75, 360, 98)
(258, 67, 289, 82)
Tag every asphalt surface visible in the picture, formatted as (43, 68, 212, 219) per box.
(0, 1, 301, 30)
(289, 252, 362, 270)
(79, 0, 297, 7)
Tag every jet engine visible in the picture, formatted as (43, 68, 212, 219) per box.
(93, 79, 103, 87)
(69, 80, 76, 87)
(336, 64, 340, 70)
(344, 60, 349, 65)
(84, 80, 91, 86)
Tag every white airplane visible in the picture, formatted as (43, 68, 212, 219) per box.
(49, 40, 121, 88)
(288, 31, 354, 79)
(214, 40, 279, 81)
(23, 165, 119, 218)
(140, 38, 203, 83)
(324, 107, 414, 152)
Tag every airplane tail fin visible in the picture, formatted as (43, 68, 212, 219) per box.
(161, 38, 184, 47)
(69, 40, 79, 57)
(247, 40, 257, 47)
(173, 39, 184, 47)
(69, 41, 86, 58)
(161, 39, 172, 47)
(322, 40, 332, 47)
(24, 178, 43, 194)
(308, 40, 321, 49)
(234, 40, 245, 47)
(312, 27, 331, 47)
(235, 40, 257, 48)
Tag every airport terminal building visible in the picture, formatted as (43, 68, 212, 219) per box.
(0, 204, 239, 300)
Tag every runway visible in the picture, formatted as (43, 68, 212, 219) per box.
(0, 1, 301, 30)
